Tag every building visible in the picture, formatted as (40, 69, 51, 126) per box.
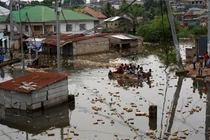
(0, 72, 69, 110)
(104, 16, 131, 32)
(110, 34, 142, 52)
(43, 33, 109, 55)
(0, 6, 97, 37)
(77, 7, 107, 25)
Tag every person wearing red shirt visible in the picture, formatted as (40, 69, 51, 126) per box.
(204, 52, 209, 66)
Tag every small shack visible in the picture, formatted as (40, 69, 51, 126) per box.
(0, 72, 69, 110)
(43, 33, 109, 55)
(110, 34, 141, 52)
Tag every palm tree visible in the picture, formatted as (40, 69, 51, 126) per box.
(102, 2, 116, 18)
(123, 4, 144, 34)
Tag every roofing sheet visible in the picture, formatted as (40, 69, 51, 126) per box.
(44, 33, 108, 47)
(12, 6, 97, 23)
(112, 34, 133, 40)
(0, 72, 68, 93)
(104, 16, 121, 22)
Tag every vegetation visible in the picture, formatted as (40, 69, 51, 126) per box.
(178, 25, 207, 37)
(137, 15, 176, 42)
(102, 2, 116, 18)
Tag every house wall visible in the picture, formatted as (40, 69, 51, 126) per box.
(30, 78, 68, 110)
(0, 89, 32, 110)
(5, 20, 95, 36)
(60, 21, 94, 34)
(0, 24, 7, 32)
(73, 37, 109, 55)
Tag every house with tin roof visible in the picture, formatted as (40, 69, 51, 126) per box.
(42, 33, 109, 55)
(0, 72, 69, 110)
(0, 6, 98, 37)
(104, 16, 132, 33)
(77, 7, 107, 25)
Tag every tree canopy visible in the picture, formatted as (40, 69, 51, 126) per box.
(102, 2, 116, 18)
(137, 15, 176, 42)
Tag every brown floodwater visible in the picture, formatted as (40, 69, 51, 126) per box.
(0, 53, 208, 140)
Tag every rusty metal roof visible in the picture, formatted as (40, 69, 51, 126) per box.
(44, 33, 109, 47)
(0, 72, 69, 93)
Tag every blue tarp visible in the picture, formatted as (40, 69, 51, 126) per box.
(26, 41, 43, 52)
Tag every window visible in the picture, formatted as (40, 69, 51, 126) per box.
(66, 24, 72, 32)
(25, 25, 29, 32)
(79, 24, 86, 31)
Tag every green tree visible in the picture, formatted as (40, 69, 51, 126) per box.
(31, 0, 41, 6)
(178, 25, 207, 37)
(42, 0, 54, 6)
(102, 2, 116, 18)
(137, 15, 177, 42)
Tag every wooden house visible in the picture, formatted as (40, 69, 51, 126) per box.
(0, 72, 69, 110)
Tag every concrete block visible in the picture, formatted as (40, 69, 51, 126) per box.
(28, 102, 42, 110)
(48, 90, 68, 100)
(0, 94, 4, 105)
(48, 85, 68, 95)
(11, 100, 20, 109)
(35, 86, 48, 93)
(48, 79, 68, 89)
(4, 97, 12, 108)
(32, 96, 47, 104)
(32, 91, 47, 98)
(43, 95, 68, 108)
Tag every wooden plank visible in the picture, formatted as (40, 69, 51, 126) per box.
(48, 90, 67, 100)
(48, 85, 68, 95)
(48, 79, 68, 89)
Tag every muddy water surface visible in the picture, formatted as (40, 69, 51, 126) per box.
(0, 53, 208, 140)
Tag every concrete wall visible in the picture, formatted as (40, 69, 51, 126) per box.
(186, 47, 196, 61)
(60, 21, 94, 34)
(0, 78, 68, 110)
(4, 20, 94, 36)
(0, 89, 31, 110)
(73, 37, 109, 55)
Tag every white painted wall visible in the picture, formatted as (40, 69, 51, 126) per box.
(60, 20, 94, 34)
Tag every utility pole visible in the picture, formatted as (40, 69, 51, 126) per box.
(19, 3, 25, 74)
(10, 0, 14, 50)
(165, 0, 183, 70)
(56, 0, 61, 73)
(208, 0, 210, 55)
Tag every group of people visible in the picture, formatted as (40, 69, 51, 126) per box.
(193, 52, 210, 75)
(112, 63, 152, 79)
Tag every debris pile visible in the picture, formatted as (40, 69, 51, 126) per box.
(19, 82, 37, 91)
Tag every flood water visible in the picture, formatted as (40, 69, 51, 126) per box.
(0, 51, 209, 140)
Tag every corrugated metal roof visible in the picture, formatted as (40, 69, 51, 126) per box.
(111, 34, 137, 40)
(104, 16, 121, 22)
(44, 33, 108, 47)
(0, 72, 68, 93)
(79, 7, 107, 19)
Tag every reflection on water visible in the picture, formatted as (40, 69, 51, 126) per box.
(0, 103, 74, 135)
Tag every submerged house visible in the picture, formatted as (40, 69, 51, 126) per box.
(43, 33, 109, 55)
(110, 34, 141, 52)
(0, 72, 69, 110)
